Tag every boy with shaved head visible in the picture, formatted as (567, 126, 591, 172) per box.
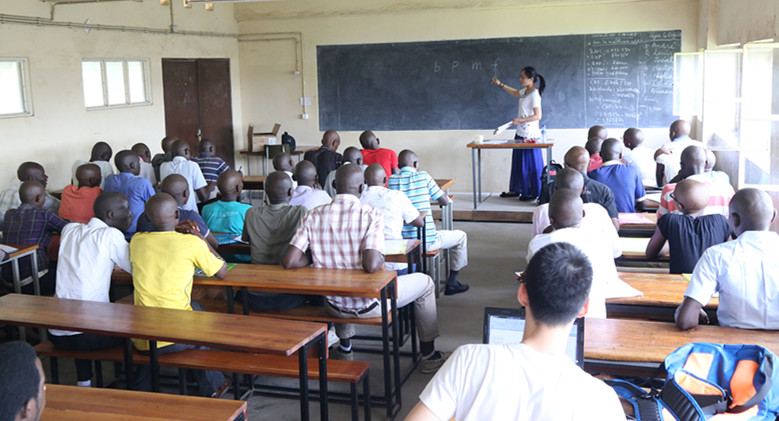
(191, 139, 230, 198)
(359, 130, 399, 179)
(588, 138, 647, 213)
(131, 142, 157, 186)
(304, 129, 344, 187)
(50, 191, 134, 387)
(389, 149, 470, 295)
(655, 119, 700, 186)
(130, 193, 228, 397)
(160, 139, 210, 212)
(202, 170, 252, 236)
(324, 146, 366, 198)
(676, 188, 779, 330)
(646, 179, 730, 274)
(104, 150, 156, 240)
(0, 162, 60, 225)
(2, 181, 69, 295)
(59, 163, 102, 223)
(71, 141, 115, 189)
(585, 136, 604, 172)
(285, 164, 448, 371)
(0, 341, 47, 421)
(272, 152, 297, 189)
(291, 160, 333, 210)
(152, 135, 177, 182)
(621, 128, 655, 186)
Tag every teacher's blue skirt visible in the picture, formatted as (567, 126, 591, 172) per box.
(508, 134, 543, 197)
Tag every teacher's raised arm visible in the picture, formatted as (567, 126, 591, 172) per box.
(493, 66, 546, 201)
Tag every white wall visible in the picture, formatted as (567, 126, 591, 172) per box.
(0, 0, 242, 190)
(236, 0, 700, 193)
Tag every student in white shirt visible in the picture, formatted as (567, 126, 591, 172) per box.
(405, 242, 625, 421)
(655, 119, 700, 186)
(160, 139, 209, 212)
(676, 188, 779, 330)
(324, 147, 367, 198)
(71, 141, 115, 189)
(621, 128, 656, 187)
(289, 160, 332, 210)
(132, 142, 158, 186)
(48, 191, 134, 387)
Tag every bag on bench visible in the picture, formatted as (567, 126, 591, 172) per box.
(608, 342, 778, 421)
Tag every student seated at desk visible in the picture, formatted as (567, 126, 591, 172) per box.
(136, 174, 218, 250)
(71, 141, 115, 189)
(655, 119, 700, 186)
(0, 162, 60, 225)
(324, 146, 366, 198)
(290, 160, 332, 210)
(528, 190, 617, 318)
(284, 164, 448, 372)
(131, 142, 157, 186)
(50, 191, 134, 387)
(104, 150, 155, 240)
(361, 163, 425, 274)
(589, 124, 608, 141)
(646, 180, 730, 274)
(658, 145, 735, 218)
(405, 243, 624, 421)
(669, 148, 730, 186)
(160, 140, 210, 212)
(360, 130, 399, 179)
(59, 163, 102, 224)
(0, 341, 47, 421)
(588, 138, 647, 213)
(130, 193, 229, 397)
(240, 171, 320, 311)
(676, 188, 779, 331)
(272, 152, 297, 189)
(622, 128, 656, 187)
(585, 136, 603, 172)
(389, 149, 469, 295)
(2, 181, 69, 295)
(532, 169, 618, 249)
(201, 170, 252, 263)
(151, 136, 177, 184)
(304, 129, 343, 191)
(191, 139, 230, 199)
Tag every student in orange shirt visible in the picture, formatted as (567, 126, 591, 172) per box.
(59, 163, 102, 223)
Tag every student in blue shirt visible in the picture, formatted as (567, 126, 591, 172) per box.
(103, 150, 155, 240)
(201, 170, 252, 263)
(588, 138, 646, 213)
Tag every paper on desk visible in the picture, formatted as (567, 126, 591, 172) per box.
(215, 234, 247, 245)
(646, 192, 662, 204)
(493, 121, 513, 135)
(619, 237, 650, 254)
(0, 244, 18, 254)
(605, 278, 643, 299)
(385, 239, 408, 255)
(682, 273, 692, 282)
(618, 213, 655, 225)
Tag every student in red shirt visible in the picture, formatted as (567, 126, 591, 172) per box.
(59, 163, 102, 223)
(359, 131, 399, 179)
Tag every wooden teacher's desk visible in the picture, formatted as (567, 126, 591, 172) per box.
(42, 384, 247, 421)
(0, 294, 327, 421)
(467, 140, 553, 209)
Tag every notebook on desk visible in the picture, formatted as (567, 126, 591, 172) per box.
(483, 306, 584, 368)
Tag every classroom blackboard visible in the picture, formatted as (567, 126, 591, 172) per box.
(317, 30, 680, 131)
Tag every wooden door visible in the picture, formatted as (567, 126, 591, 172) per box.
(162, 58, 234, 168)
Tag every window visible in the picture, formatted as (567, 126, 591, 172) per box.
(673, 52, 702, 117)
(701, 49, 742, 150)
(0, 58, 32, 118)
(81, 59, 150, 109)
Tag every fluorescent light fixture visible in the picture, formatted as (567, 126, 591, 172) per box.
(160, 0, 169, 4)
(205, 3, 214, 10)
(187, 0, 284, 3)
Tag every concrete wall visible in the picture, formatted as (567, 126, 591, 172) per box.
(236, 0, 700, 193)
(0, 0, 241, 190)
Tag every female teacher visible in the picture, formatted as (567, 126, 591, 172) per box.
(492, 66, 545, 201)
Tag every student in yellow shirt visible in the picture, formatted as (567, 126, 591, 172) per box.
(129, 192, 229, 397)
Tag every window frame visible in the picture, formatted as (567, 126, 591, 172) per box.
(81, 58, 152, 110)
(0, 58, 33, 119)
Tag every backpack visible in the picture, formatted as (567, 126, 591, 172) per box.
(608, 343, 778, 421)
(281, 131, 296, 151)
(537, 160, 564, 204)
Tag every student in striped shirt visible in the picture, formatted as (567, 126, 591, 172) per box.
(191, 139, 230, 197)
(388, 150, 469, 296)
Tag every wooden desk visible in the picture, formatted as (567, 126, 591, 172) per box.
(0, 294, 327, 421)
(42, 384, 246, 421)
(0, 244, 41, 294)
(585, 318, 779, 364)
(618, 212, 657, 231)
(617, 237, 668, 261)
(607, 272, 717, 320)
(242, 175, 266, 191)
(467, 141, 554, 209)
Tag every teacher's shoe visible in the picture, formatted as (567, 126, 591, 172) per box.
(518, 195, 537, 201)
(444, 281, 470, 296)
(500, 191, 519, 198)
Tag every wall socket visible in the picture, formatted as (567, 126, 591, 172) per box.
(301, 113, 309, 120)
(299, 97, 311, 106)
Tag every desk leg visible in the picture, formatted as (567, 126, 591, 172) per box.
(317, 330, 329, 421)
(225, 286, 235, 314)
(478, 149, 482, 206)
(31, 255, 40, 297)
(150, 340, 159, 393)
(471, 148, 477, 209)
(546, 145, 552, 169)
(11, 259, 25, 342)
(241, 287, 250, 315)
(124, 339, 134, 390)
(380, 288, 392, 418)
(390, 279, 401, 412)
(298, 344, 310, 421)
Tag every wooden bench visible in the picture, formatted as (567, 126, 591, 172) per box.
(42, 384, 247, 421)
(36, 342, 372, 421)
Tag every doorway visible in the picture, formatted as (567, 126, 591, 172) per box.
(162, 58, 234, 168)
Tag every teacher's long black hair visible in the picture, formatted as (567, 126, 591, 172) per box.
(522, 66, 545, 96)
